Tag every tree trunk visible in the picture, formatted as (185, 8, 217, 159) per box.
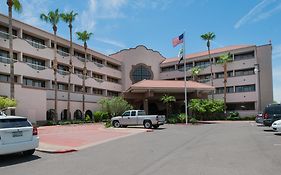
(67, 25, 73, 121)
(223, 63, 227, 117)
(8, 0, 15, 115)
(53, 28, 58, 122)
(82, 46, 87, 119)
(208, 46, 214, 100)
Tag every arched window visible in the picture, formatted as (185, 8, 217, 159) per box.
(61, 109, 70, 120)
(46, 109, 56, 121)
(74, 110, 83, 120)
(85, 110, 93, 120)
(130, 64, 153, 83)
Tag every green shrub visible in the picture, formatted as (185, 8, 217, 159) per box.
(99, 97, 133, 117)
(94, 111, 109, 122)
(85, 115, 92, 123)
(226, 111, 241, 120)
(0, 97, 17, 109)
(190, 118, 198, 124)
(177, 113, 187, 123)
(104, 119, 112, 128)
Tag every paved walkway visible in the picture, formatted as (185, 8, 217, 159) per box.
(37, 123, 146, 153)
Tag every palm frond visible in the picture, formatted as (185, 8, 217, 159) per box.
(12, 0, 22, 12)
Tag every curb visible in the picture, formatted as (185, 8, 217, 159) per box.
(36, 148, 77, 154)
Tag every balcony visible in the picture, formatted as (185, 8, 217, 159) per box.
(0, 31, 17, 39)
(94, 78, 104, 83)
(57, 50, 70, 57)
(24, 39, 47, 49)
(57, 69, 69, 76)
(198, 79, 210, 83)
(25, 62, 47, 71)
(94, 61, 104, 68)
(0, 55, 11, 64)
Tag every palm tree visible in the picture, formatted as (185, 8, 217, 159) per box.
(7, 0, 22, 115)
(40, 9, 60, 122)
(76, 31, 93, 118)
(60, 11, 78, 120)
(217, 52, 232, 116)
(161, 94, 176, 118)
(191, 66, 201, 82)
(201, 32, 216, 99)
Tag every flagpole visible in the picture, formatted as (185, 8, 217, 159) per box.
(183, 32, 188, 125)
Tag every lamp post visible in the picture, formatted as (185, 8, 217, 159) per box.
(254, 64, 261, 112)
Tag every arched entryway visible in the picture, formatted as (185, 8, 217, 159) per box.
(61, 109, 70, 120)
(74, 110, 83, 120)
(85, 110, 93, 119)
(46, 109, 56, 121)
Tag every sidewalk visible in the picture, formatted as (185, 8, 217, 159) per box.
(36, 123, 146, 153)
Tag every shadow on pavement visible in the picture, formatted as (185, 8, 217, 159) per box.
(0, 153, 41, 167)
(126, 126, 166, 130)
(274, 133, 281, 136)
(263, 129, 275, 132)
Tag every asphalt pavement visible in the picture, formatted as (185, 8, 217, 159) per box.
(1, 122, 281, 175)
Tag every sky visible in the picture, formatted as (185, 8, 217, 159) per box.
(0, 0, 281, 102)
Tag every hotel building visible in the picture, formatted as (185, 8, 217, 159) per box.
(0, 14, 273, 122)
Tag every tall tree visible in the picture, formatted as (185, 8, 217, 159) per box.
(60, 11, 78, 120)
(7, 0, 22, 115)
(161, 94, 176, 118)
(76, 31, 93, 118)
(191, 66, 201, 82)
(201, 32, 216, 99)
(40, 9, 60, 122)
(217, 52, 232, 116)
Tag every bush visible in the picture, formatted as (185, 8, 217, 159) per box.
(177, 113, 187, 123)
(99, 97, 133, 117)
(104, 119, 112, 128)
(226, 111, 241, 120)
(0, 97, 17, 109)
(190, 118, 198, 124)
(94, 111, 109, 122)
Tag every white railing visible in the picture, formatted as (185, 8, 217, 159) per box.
(94, 78, 104, 83)
(76, 56, 86, 62)
(0, 55, 11, 64)
(24, 39, 47, 49)
(57, 50, 70, 57)
(57, 69, 69, 75)
(0, 31, 17, 39)
(94, 61, 104, 68)
(25, 62, 46, 70)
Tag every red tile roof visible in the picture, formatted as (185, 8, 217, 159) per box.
(127, 80, 215, 92)
(162, 45, 254, 64)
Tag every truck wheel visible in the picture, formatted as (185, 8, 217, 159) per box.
(153, 125, 159, 129)
(113, 121, 121, 128)
(144, 120, 152, 129)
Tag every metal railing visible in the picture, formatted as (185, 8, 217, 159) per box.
(57, 69, 69, 75)
(0, 55, 11, 64)
(94, 61, 104, 68)
(57, 50, 70, 57)
(94, 78, 104, 83)
(198, 79, 210, 83)
(0, 31, 17, 39)
(24, 39, 47, 49)
(25, 62, 46, 70)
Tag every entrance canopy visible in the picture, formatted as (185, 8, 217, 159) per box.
(126, 80, 215, 93)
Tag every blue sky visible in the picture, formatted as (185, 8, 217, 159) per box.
(0, 0, 281, 102)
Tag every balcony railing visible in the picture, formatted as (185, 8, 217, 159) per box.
(94, 61, 104, 68)
(198, 79, 210, 83)
(25, 62, 46, 70)
(0, 31, 17, 39)
(0, 55, 11, 64)
(57, 69, 69, 75)
(76, 56, 86, 62)
(24, 39, 47, 49)
(57, 50, 70, 57)
(94, 78, 104, 83)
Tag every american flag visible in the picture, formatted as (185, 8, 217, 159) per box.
(172, 33, 184, 47)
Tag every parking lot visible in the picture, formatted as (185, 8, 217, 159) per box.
(1, 121, 281, 175)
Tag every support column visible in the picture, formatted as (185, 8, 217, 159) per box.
(143, 98, 149, 114)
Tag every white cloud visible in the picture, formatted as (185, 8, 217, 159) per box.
(234, 0, 280, 29)
(95, 37, 126, 48)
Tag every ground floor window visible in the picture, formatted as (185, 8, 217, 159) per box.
(46, 109, 56, 121)
(61, 109, 70, 120)
(74, 110, 83, 120)
(227, 102, 255, 110)
(85, 110, 93, 119)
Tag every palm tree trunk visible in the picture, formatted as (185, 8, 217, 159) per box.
(82, 48, 87, 119)
(8, 0, 15, 115)
(67, 25, 73, 120)
(208, 46, 214, 100)
(53, 27, 58, 122)
(223, 63, 227, 117)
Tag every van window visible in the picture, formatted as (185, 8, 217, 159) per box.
(0, 118, 31, 129)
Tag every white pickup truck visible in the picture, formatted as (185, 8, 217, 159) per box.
(111, 110, 165, 129)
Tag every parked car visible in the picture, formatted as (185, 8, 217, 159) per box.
(255, 113, 263, 124)
(263, 103, 281, 126)
(271, 119, 281, 132)
(0, 111, 39, 156)
(111, 110, 165, 129)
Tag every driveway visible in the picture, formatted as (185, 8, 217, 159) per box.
(37, 123, 146, 153)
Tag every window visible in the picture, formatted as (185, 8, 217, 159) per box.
(23, 33, 45, 49)
(215, 71, 233, 78)
(195, 60, 210, 69)
(107, 90, 119, 97)
(0, 49, 17, 64)
(227, 102, 255, 110)
(161, 65, 175, 72)
(75, 85, 84, 93)
(107, 62, 119, 70)
(93, 88, 103, 95)
(235, 84, 255, 93)
(57, 45, 69, 56)
(74, 68, 83, 75)
(57, 64, 69, 75)
(0, 25, 17, 39)
(23, 55, 45, 70)
(130, 64, 153, 83)
(53, 82, 68, 91)
(131, 111, 136, 116)
(92, 57, 103, 64)
(107, 76, 119, 84)
(216, 86, 234, 94)
(74, 51, 85, 61)
(177, 63, 193, 71)
(0, 74, 17, 83)
(122, 111, 130, 116)
(23, 77, 46, 88)
(234, 51, 255, 61)
(93, 73, 103, 80)
(0, 118, 31, 129)
(235, 68, 254, 76)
